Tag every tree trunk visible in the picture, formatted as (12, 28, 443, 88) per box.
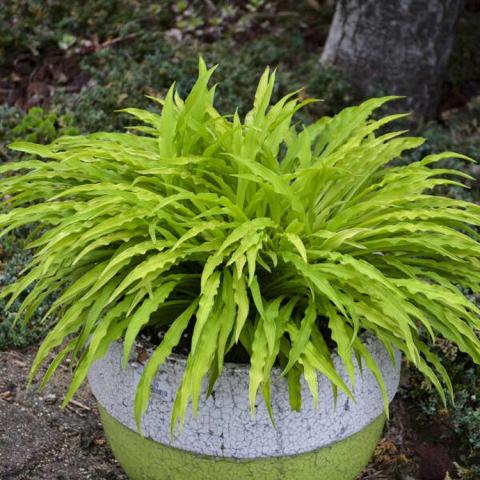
(321, 0, 463, 121)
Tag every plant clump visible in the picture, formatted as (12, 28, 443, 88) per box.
(1, 59, 480, 432)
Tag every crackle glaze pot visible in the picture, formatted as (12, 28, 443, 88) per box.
(88, 337, 400, 480)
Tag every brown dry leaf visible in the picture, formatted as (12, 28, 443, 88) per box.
(94, 437, 106, 446)
(438, 408, 450, 417)
(0, 390, 14, 402)
(136, 346, 149, 364)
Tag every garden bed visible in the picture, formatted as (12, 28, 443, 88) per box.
(0, 343, 472, 480)
(0, 345, 126, 479)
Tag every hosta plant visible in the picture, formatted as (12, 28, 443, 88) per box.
(2, 59, 480, 432)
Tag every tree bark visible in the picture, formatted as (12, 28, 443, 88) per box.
(321, 0, 463, 121)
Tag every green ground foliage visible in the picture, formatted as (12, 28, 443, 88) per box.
(403, 337, 480, 476)
(11, 107, 78, 143)
(1, 0, 480, 473)
(0, 232, 49, 350)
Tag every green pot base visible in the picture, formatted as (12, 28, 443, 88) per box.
(98, 405, 384, 480)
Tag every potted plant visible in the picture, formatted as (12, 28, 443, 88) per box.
(2, 59, 480, 480)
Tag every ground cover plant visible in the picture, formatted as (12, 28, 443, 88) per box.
(2, 60, 480, 440)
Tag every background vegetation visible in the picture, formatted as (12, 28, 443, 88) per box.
(1, 0, 479, 477)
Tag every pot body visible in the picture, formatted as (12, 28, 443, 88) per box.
(88, 337, 400, 480)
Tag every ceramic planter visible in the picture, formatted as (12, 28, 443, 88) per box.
(88, 337, 400, 480)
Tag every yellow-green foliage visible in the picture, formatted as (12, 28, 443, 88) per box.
(2, 59, 480, 432)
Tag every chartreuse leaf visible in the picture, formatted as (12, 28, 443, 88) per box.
(38, 340, 75, 391)
(325, 301, 356, 386)
(62, 294, 136, 406)
(72, 279, 118, 359)
(287, 366, 302, 412)
(28, 300, 92, 385)
(191, 271, 221, 353)
(122, 281, 179, 367)
(232, 271, 249, 342)
(282, 297, 316, 374)
(216, 270, 236, 373)
(249, 316, 269, 417)
(299, 354, 318, 410)
(134, 300, 198, 431)
(2, 59, 480, 433)
(284, 233, 308, 263)
(171, 297, 222, 432)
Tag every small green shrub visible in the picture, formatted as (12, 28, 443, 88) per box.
(0, 106, 23, 162)
(0, 0, 177, 64)
(0, 233, 49, 350)
(404, 336, 480, 475)
(58, 35, 353, 134)
(444, 362, 480, 475)
(404, 98, 480, 206)
(2, 60, 480, 433)
(12, 107, 78, 144)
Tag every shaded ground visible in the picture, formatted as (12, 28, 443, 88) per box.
(0, 346, 126, 480)
(0, 343, 472, 480)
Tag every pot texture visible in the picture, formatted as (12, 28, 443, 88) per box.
(88, 337, 401, 480)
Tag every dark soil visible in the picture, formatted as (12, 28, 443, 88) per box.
(145, 324, 251, 364)
(147, 309, 337, 364)
(0, 53, 88, 110)
(0, 343, 471, 480)
(0, 346, 127, 480)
